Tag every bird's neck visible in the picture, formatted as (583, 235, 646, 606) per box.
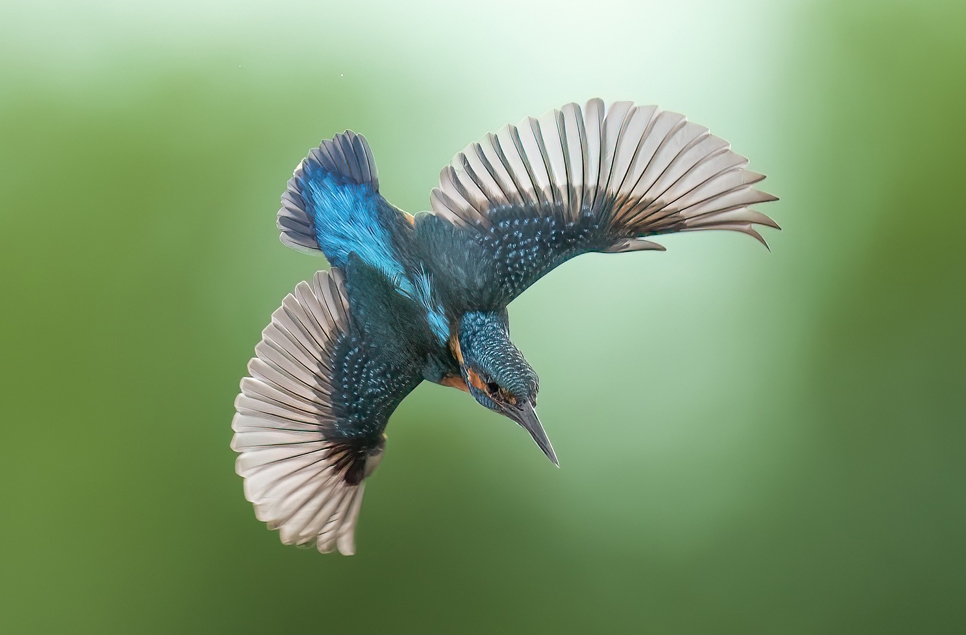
(457, 310, 511, 365)
(457, 311, 537, 399)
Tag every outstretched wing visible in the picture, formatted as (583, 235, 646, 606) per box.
(231, 270, 422, 555)
(425, 98, 778, 308)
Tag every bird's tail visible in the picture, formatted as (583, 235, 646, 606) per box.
(277, 130, 381, 255)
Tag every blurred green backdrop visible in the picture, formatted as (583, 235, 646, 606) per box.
(1, 0, 964, 632)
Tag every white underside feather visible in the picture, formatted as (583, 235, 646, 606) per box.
(430, 98, 778, 248)
(231, 270, 381, 555)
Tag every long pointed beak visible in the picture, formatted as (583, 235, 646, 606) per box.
(511, 403, 558, 466)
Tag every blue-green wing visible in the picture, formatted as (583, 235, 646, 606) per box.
(424, 99, 779, 308)
(231, 269, 422, 555)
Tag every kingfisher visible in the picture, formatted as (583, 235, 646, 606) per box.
(231, 99, 778, 554)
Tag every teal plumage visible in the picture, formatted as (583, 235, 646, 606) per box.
(232, 99, 779, 554)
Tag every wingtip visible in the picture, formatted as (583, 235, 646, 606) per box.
(749, 227, 770, 251)
(754, 212, 782, 231)
(602, 238, 666, 253)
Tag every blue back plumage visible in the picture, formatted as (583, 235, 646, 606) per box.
(277, 130, 452, 344)
(413, 268, 449, 342)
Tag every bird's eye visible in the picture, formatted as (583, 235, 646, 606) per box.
(486, 382, 500, 395)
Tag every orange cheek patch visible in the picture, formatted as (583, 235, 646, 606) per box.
(440, 375, 470, 393)
(466, 368, 488, 393)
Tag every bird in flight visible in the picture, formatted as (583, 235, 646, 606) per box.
(231, 99, 778, 554)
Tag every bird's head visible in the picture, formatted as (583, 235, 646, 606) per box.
(454, 311, 557, 465)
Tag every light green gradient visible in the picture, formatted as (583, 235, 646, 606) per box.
(1, 0, 963, 632)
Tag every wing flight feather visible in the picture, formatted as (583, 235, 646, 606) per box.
(431, 98, 778, 248)
(231, 270, 400, 555)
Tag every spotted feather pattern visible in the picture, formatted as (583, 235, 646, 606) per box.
(231, 270, 420, 554)
(428, 99, 779, 305)
(432, 99, 778, 243)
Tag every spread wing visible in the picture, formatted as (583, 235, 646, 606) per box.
(231, 269, 422, 555)
(425, 98, 779, 308)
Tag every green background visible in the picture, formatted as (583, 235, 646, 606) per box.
(2, 0, 964, 632)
